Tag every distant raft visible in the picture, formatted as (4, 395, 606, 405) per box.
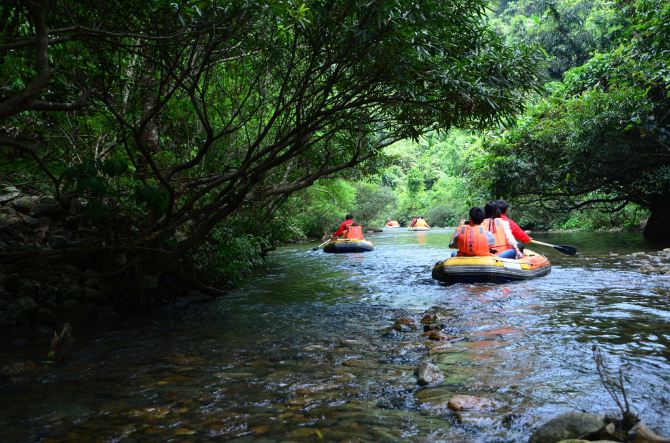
(431, 249, 551, 284)
(385, 220, 401, 228)
(323, 238, 374, 253)
(409, 226, 431, 231)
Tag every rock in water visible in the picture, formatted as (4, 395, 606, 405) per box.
(629, 422, 670, 443)
(529, 412, 607, 443)
(414, 360, 444, 386)
(447, 394, 497, 411)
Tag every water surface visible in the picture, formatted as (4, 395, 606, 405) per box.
(1, 230, 668, 442)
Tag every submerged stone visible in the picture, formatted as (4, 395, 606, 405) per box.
(415, 360, 443, 386)
(529, 412, 607, 443)
(447, 394, 497, 411)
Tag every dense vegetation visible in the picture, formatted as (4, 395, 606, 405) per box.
(296, 0, 667, 242)
(488, 0, 670, 240)
(2, 0, 668, 290)
(0, 0, 539, 289)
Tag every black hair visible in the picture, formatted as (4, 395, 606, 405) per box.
(469, 206, 485, 225)
(496, 199, 509, 214)
(345, 214, 353, 220)
(484, 201, 500, 219)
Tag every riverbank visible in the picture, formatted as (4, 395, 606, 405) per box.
(0, 186, 204, 346)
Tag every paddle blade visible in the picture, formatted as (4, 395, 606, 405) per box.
(311, 247, 319, 251)
(554, 244, 577, 256)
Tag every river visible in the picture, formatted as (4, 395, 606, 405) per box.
(1, 230, 669, 442)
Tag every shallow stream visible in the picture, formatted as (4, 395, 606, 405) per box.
(1, 230, 669, 442)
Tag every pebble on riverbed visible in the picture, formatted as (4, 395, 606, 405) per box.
(393, 317, 417, 332)
(414, 360, 444, 386)
(447, 394, 497, 411)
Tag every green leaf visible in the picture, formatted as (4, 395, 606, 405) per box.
(100, 159, 129, 177)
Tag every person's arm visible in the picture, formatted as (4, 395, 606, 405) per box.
(501, 220, 519, 248)
(448, 232, 458, 248)
(332, 221, 347, 238)
(501, 220, 523, 257)
(508, 218, 531, 243)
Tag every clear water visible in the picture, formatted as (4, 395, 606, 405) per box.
(1, 229, 669, 442)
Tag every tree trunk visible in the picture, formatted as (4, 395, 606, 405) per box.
(643, 197, 670, 242)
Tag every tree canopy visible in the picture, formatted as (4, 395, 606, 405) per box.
(487, 0, 670, 239)
(0, 0, 541, 285)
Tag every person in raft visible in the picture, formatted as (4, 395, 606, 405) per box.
(408, 216, 418, 228)
(448, 207, 495, 256)
(414, 216, 430, 228)
(483, 201, 521, 259)
(332, 214, 364, 240)
(496, 199, 532, 245)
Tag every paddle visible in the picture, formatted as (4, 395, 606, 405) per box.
(311, 239, 331, 251)
(530, 239, 578, 256)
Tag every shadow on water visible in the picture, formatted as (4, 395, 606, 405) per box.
(0, 229, 669, 441)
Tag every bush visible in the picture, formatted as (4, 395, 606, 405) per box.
(193, 227, 266, 287)
(426, 205, 463, 227)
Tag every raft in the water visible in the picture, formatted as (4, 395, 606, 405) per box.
(409, 226, 431, 231)
(431, 249, 551, 284)
(323, 238, 374, 253)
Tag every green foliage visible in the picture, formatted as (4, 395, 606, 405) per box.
(62, 158, 130, 194)
(487, 0, 670, 238)
(0, 0, 564, 286)
(556, 204, 647, 231)
(377, 129, 489, 226)
(353, 182, 396, 228)
(284, 179, 357, 239)
(491, 0, 619, 79)
(134, 184, 170, 217)
(193, 227, 265, 287)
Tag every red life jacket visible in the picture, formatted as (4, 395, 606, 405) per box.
(457, 225, 492, 257)
(483, 218, 510, 253)
(344, 225, 364, 240)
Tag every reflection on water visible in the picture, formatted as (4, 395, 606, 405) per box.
(0, 230, 669, 442)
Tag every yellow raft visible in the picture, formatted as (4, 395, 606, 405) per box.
(409, 226, 431, 231)
(323, 238, 374, 253)
(432, 249, 551, 284)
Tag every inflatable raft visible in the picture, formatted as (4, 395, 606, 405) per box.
(323, 238, 374, 253)
(431, 249, 550, 284)
(385, 221, 400, 228)
(410, 226, 431, 231)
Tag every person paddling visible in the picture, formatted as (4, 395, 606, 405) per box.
(496, 199, 532, 245)
(332, 214, 354, 239)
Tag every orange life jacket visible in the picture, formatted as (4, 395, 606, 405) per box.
(483, 218, 510, 252)
(457, 225, 492, 257)
(344, 225, 364, 240)
(415, 219, 428, 227)
(455, 219, 467, 231)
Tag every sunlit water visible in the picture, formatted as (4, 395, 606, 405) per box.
(1, 230, 669, 442)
